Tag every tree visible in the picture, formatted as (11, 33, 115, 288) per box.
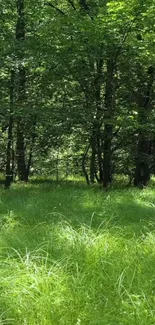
(0, 0, 154, 188)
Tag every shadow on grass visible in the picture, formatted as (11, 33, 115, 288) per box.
(1, 183, 155, 325)
(0, 183, 155, 231)
(0, 183, 155, 286)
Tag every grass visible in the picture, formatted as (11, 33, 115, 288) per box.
(1, 181, 155, 324)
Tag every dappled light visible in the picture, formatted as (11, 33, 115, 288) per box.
(1, 183, 155, 323)
(0, 0, 155, 323)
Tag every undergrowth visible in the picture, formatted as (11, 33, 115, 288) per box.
(0, 182, 155, 324)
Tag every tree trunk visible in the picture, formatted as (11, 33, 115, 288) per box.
(90, 55, 103, 184)
(90, 130, 96, 183)
(103, 59, 115, 188)
(26, 116, 37, 178)
(103, 124, 113, 187)
(151, 140, 155, 175)
(134, 140, 151, 186)
(5, 71, 15, 189)
(16, 67, 28, 181)
(96, 133, 103, 183)
(134, 66, 154, 187)
(16, 119, 28, 181)
(16, 0, 28, 181)
(82, 145, 90, 185)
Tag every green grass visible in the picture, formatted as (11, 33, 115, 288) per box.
(1, 181, 155, 324)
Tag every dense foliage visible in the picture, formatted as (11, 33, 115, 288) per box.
(0, 0, 155, 187)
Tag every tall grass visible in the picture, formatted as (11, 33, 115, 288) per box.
(0, 182, 155, 324)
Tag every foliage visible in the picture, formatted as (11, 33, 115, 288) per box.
(0, 0, 155, 187)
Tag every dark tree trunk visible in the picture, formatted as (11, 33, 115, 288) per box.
(26, 116, 37, 179)
(5, 71, 15, 189)
(82, 145, 90, 185)
(134, 66, 154, 187)
(96, 133, 103, 183)
(16, 120, 28, 181)
(103, 124, 113, 188)
(103, 59, 115, 188)
(16, 0, 25, 41)
(11, 148, 15, 180)
(90, 54, 103, 184)
(15, 0, 28, 181)
(90, 130, 96, 184)
(151, 140, 155, 175)
(16, 67, 28, 181)
(134, 141, 151, 186)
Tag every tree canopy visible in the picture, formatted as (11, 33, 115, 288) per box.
(0, 0, 155, 188)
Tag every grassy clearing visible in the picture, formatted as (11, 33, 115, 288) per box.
(1, 181, 155, 324)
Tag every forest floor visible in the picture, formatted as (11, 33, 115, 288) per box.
(1, 180, 155, 324)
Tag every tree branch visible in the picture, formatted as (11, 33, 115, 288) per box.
(67, 0, 77, 10)
(44, 2, 66, 15)
(113, 2, 146, 66)
(112, 126, 122, 139)
(79, 0, 93, 20)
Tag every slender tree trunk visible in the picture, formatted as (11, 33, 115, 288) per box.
(134, 140, 151, 186)
(103, 59, 115, 188)
(95, 70, 103, 183)
(16, 67, 28, 181)
(26, 116, 37, 179)
(134, 67, 154, 186)
(151, 140, 155, 175)
(5, 71, 15, 189)
(103, 124, 113, 187)
(97, 132, 103, 183)
(16, 0, 28, 181)
(16, 119, 28, 181)
(90, 55, 103, 184)
(11, 148, 15, 180)
(82, 145, 90, 185)
(90, 130, 96, 183)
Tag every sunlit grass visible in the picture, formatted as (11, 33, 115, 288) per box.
(0, 182, 155, 324)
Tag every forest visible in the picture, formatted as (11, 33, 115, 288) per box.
(1, 1, 155, 324)
(1, 0, 155, 188)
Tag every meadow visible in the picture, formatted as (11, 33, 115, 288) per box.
(1, 180, 155, 324)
